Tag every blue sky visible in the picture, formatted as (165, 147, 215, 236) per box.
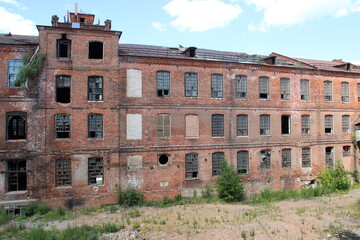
(1, 0, 360, 63)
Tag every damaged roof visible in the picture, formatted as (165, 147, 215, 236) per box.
(0, 34, 39, 45)
(293, 57, 360, 73)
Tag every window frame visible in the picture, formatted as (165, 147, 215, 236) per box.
(343, 146, 351, 157)
(237, 151, 249, 174)
(88, 41, 103, 59)
(301, 115, 311, 135)
(6, 112, 26, 140)
(302, 148, 311, 168)
(88, 157, 104, 185)
(342, 115, 350, 134)
(157, 114, 171, 139)
(237, 114, 248, 136)
(185, 72, 198, 97)
(300, 79, 310, 101)
(259, 76, 270, 100)
(185, 153, 199, 180)
(341, 82, 350, 103)
(325, 147, 334, 168)
(325, 115, 333, 134)
(212, 114, 224, 137)
(260, 114, 270, 136)
(6, 159, 27, 192)
(88, 113, 103, 139)
(7, 59, 23, 88)
(55, 158, 71, 187)
(211, 74, 223, 98)
(281, 148, 291, 169)
(212, 152, 224, 176)
(157, 71, 171, 97)
(236, 75, 247, 100)
(280, 78, 290, 100)
(88, 76, 103, 101)
(260, 149, 271, 171)
(55, 114, 71, 139)
(56, 35, 71, 59)
(55, 75, 71, 103)
(324, 80, 332, 102)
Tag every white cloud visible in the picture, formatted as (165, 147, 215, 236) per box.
(246, 0, 360, 31)
(0, 7, 37, 35)
(163, 0, 242, 32)
(152, 22, 167, 32)
(0, 0, 28, 10)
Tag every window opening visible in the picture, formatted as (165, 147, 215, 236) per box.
(280, 78, 290, 100)
(260, 114, 270, 136)
(237, 151, 249, 174)
(55, 158, 71, 186)
(342, 115, 350, 134)
(301, 115, 310, 134)
(282, 149, 291, 169)
(259, 77, 269, 99)
(88, 41, 103, 59)
(185, 114, 199, 138)
(56, 75, 71, 103)
(56, 34, 71, 58)
(325, 147, 334, 168)
(185, 153, 198, 179)
(212, 114, 224, 137)
(300, 79, 310, 101)
(157, 114, 170, 138)
(302, 148, 311, 167)
(157, 71, 170, 97)
(88, 76, 103, 101)
(236, 75, 247, 99)
(281, 115, 291, 135)
(343, 146, 351, 157)
(185, 72, 198, 97)
(55, 114, 70, 138)
(88, 157, 103, 185)
(7, 160, 27, 191)
(260, 149, 271, 170)
(324, 81, 332, 102)
(158, 154, 169, 165)
(212, 152, 224, 176)
(211, 74, 223, 98)
(7, 60, 23, 87)
(357, 83, 360, 102)
(325, 115, 333, 134)
(7, 112, 26, 140)
(341, 82, 349, 103)
(237, 114, 248, 136)
(88, 114, 103, 138)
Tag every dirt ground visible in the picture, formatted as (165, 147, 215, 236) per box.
(25, 189, 360, 239)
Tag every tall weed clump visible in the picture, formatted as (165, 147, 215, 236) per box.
(117, 187, 144, 207)
(216, 161, 245, 202)
(318, 161, 351, 192)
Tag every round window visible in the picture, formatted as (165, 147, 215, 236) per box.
(159, 154, 169, 165)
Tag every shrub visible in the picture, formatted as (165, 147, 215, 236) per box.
(216, 161, 245, 202)
(22, 203, 51, 217)
(117, 187, 144, 207)
(318, 161, 351, 192)
(162, 196, 172, 206)
(174, 194, 183, 203)
(351, 169, 359, 184)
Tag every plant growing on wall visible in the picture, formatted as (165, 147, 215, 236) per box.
(15, 47, 46, 87)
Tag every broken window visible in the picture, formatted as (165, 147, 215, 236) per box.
(358, 83, 360, 102)
(300, 79, 310, 101)
(237, 151, 249, 174)
(325, 115, 333, 134)
(56, 75, 71, 103)
(212, 114, 224, 137)
(260, 149, 271, 170)
(324, 81, 332, 102)
(185, 153, 198, 179)
(88, 41, 103, 59)
(260, 114, 270, 136)
(281, 115, 291, 135)
(7, 60, 23, 87)
(341, 82, 349, 103)
(7, 160, 27, 191)
(302, 148, 311, 168)
(7, 112, 26, 140)
(56, 34, 71, 58)
(280, 78, 290, 100)
(211, 74, 223, 98)
(88, 76, 103, 101)
(185, 72, 198, 97)
(157, 71, 170, 97)
(212, 152, 224, 176)
(325, 147, 334, 168)
(55, 158, 71, 187)
(185, 114, 199, 138)
(88, 157, 103, 185)
(282, 149, 291, 169)
(343, 146, 351, 157)
(259, 76, 269, 99)
(342, 115, 350, 134)
(157, 114, 170, 138)
(301, 115, 311, 135)
(236, 75, 247, 99)
(88, 114, 103, 138)
(55, 114, 70, 139)
(158, 154, 169, 165)
(237, 114, 248, 136)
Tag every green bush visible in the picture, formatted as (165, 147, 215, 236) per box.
(117, 187, 144, 207)
(216, 161, 245, 202)
(174, 194, 183, 203)
(351, 169, 359, 184)
(318, 161, 351, 192)
(162, 196, 173, 206)
(0, 206, 11, 225)
(22, 203, 51, 217)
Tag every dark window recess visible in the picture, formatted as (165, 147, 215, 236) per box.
(88, 41, 103, 59)
(212, 152, 224, 176)
(88, 114, 103, 138)
(80, 18, 85, 23)
(260, 149, 271, 170)
(88, 157, 103, 185)
(7, 160, 27, 191)
(7, 112, 26, 140)
(56, 34, 71, 58)
(56, 158, 71, 187)
(157, 71, 170, 97)
(325, 147, 334, 168)
(158, 154, 169, 165)
(281, 115, 291, 135)
(88, 76, 103, 101)
(237, 151, 249, 174)
(302, 148, 311, 167)
(325, 115, 333, 134)
(55, 114, 70, 138)
(185, 153, 198, 179)
(56, 75, 71, 103)
(282, 149, 291, 169)
(259, 77, 269, 99)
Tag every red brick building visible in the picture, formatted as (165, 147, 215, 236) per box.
(0, 13, 359, 208)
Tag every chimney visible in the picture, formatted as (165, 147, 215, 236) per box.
(52, 15, 59, 26)
(105, 19, 112, 30)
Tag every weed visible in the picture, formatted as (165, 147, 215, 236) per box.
(318, 161, 351, 192)
(163, 196, 173, 206)
(22, 203, 51, 217)
(160, 219, 166, 225)
(132, 221, 141, 229)
(174, 194, 183, 203)
(241, 230, 247, 239)
(128, 208, 141, 218)
(0, 206, 11, 225)
(117, 187, 144, 207)
(250, 229, 255, 238)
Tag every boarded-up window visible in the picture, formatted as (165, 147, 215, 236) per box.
(185, 114, 199, 138)
(55, 158, 71, 187)
(157, 71, 170, 97)
(302, 148, 311, 167)
(157, 114, 170, 138)
(88, 114, 103, 138)
(237, 151, 249, 174)
(237, 114, 248, 136)
(236, 75, 247, 99)
(260, 149, 271, 170)
(282, 149, 291, 169)
(301, 115, 310, 134)
(212, 152, 224, 176)
(185, 72, 198, 97)
(56, 75, 71, 103)
(7, 112, 26, 140)
(185, 153, 198, 179)
(300, 79, 310, 101)
(259, 77, 269, 99)
(325, 115, 333, 134)
(280, 78, 290, 100)
(88, 157, 103, 185)
(212, 114, 224, 137)
(325, 147, 334, 168)
(55, 114, 70, 139)
(342, 115, 350, 134)
(126, 114, 142, 140)
(88, 76, 103, 101)
(324, 81, 332, 102)
(341, 82, 349, 102)
(211, 74, 223, 98)
(260, 114, 270, 136)
(127, 69, 142, 97)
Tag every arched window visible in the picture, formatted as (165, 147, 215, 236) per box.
(7, 112, 26, 140)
